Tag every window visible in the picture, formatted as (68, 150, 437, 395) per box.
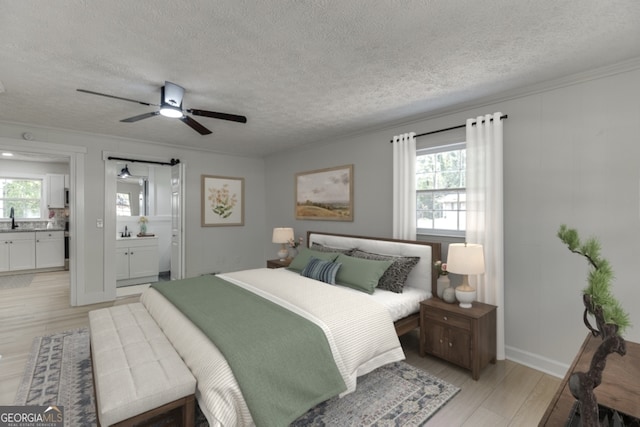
(416, 142, 466, 236)
(116, 192, 132, 216)
(0, 177, 43, 219)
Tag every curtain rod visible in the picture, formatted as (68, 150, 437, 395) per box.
(389, 114, 508, 143)
(107, 156, 180, 166)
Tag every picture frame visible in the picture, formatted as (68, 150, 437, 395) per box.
(201, 175, 245, 226)
(295, 164, 353, 221)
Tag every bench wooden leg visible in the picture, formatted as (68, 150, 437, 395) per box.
(182, 394, 195, 426)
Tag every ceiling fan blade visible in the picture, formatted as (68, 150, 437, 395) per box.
(120, 111, 160, 123)
(77, 89, 158, 107)
(180, 115, 212, 135)
(187, 109, 247, 123)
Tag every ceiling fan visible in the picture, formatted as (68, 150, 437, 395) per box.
(77, 81, 247, 135)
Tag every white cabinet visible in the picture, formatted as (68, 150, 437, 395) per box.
(0, 231, 65, 272)
(47, 174, 65, 208)
(35, 231, 64, 268)
(0, 240, 7, 272)
(0, 232, 36, 272)
(116, 237, 159, 287)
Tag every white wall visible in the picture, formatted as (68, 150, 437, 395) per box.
(265, 63, 640, 377)
(151, 166, 172, 216)
(0, 123, 268, 303)
(0, 159, 69, 175)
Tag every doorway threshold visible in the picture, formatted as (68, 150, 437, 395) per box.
(116, 283, 150, 298)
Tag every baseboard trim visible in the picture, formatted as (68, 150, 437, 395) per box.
(506, 345, 569, 379)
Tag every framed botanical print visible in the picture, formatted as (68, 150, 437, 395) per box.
(295, 164, 353, 221)
(201, 175, 244, 226)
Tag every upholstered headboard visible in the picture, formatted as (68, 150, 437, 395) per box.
(307, 231, 441, 296)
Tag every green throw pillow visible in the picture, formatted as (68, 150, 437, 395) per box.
(334, 253, 393, 294)
(287, 248, 340, 272)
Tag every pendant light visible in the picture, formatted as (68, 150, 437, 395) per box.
(118, 164, 132, 178)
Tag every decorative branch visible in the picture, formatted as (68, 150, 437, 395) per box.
(557, 225, 631, 426)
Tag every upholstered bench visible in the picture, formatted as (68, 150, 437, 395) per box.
(89, 303, 196, 426)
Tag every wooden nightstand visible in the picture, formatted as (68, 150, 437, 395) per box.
(266, 258, 292, 269)
(419, 298, 497, 380)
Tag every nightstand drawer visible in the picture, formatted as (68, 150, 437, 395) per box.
(423, 307, 471, 331)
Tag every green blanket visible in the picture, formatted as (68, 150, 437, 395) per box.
(152, 276, 346, 427)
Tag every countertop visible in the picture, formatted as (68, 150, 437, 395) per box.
(0, 227, 65, 233)
(116, 234, 158, 240)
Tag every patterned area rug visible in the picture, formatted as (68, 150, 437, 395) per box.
(290, 361, 460, 426)
(0, 273, 35, 289)
(14, 328, 95, 427)
(16, 329, 460, 427)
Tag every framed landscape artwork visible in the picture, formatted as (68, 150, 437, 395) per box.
(295, 164, 353, 221)
(201, 175, 244, 226)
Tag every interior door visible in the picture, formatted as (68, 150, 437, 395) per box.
(170, 163, 184, 280)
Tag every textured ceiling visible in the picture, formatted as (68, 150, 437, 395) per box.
(1, 0, 640, 158)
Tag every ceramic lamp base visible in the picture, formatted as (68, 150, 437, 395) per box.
(455, 287, 476, 309)
(277, 249, 289, 260)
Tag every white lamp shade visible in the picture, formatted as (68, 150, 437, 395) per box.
(446, 243, 485, 275)
(272, 227, 294, 244)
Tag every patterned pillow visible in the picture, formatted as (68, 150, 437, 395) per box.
(311, 242, 353, 254)
(349, 249, 420, 293)
(301, 257, 341, 285)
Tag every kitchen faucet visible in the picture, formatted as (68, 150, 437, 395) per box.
(9, 207, 18, 229)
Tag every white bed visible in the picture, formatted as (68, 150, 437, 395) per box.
(140, 231, 441, 426)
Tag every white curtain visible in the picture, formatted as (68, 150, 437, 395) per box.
(466, 112, 505, 360)
(392, 132, 416, 240)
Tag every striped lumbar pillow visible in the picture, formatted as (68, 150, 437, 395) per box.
(301, 257, 342, 285)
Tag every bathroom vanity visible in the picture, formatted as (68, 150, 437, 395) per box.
(115, 235, 159, 287)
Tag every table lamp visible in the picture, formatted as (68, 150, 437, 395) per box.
(272, 227, 294, 260)
(446, 243, 485, 308)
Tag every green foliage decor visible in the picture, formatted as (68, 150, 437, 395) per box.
(557, 225, 630, 334)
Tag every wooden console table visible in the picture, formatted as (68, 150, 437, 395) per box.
(539, 333, 640, 426)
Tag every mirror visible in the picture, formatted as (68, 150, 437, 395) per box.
(116, 163, 149, 216)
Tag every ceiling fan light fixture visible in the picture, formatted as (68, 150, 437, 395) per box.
(159, 104, 184, 118)
(78, 81, 245, 135)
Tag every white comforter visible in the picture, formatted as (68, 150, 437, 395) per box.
(140, 268, 405, 427)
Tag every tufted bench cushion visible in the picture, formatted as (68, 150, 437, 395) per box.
(89, 303, 196, 426)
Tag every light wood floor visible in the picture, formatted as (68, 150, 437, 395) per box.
(0, 271, 561, 426)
